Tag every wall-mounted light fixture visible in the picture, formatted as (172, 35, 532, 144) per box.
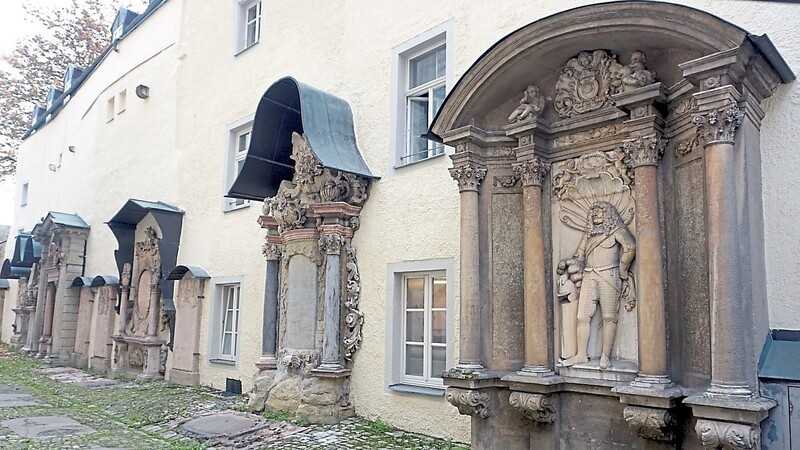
(135, 84, 150, 99)
(48, 164, 59, 172)
(68, 145, 76, 153)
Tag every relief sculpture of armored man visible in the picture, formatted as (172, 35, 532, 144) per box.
(557, 201, 636, 369)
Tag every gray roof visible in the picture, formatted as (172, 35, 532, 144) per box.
(47, 212, 90, 229)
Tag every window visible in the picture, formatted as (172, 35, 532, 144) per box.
(386, 259, 454, 394)
(391, 21, 453, 169)
(236, 0, 262, 53)
(210, 280, 243, 364)
(116, 89, 127, 115)
(403, 273, 447, 383)
(106, 97, 115, 122)
(20, 182, 28, 207)
(224, 117, 253, 211)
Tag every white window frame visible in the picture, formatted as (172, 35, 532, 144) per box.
(390, 20, 454, 172)
(386, 259, 455, 394)
(223, 115, 254, 212)
(234, 0, 262, 54)
(209, 277, 244, 365)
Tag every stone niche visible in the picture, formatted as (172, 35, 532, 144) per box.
(430, 2, 792, 449)
(108, 202, 184, 381)
(250, 131, 371, 424)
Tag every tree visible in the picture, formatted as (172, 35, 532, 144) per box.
(0, 0, 147, 179)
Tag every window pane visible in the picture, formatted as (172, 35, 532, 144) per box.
(224, 310, 234, 332)
(409, 45, 445, 88)
(247, 5, 257, 21)
(246, 23, 257, 46)
(222, 334, 232, 356)
(432, 277, 446, 308)
(406, 311, 424, 342)
(405, 344, 423, 376)
(435, 46, 446, 79)
(408, 97, 428, 162)
(405, 277, 424, 309)
(238, 132, 250, 153)
(431, 346, 446, 378)
(431, 311, 446, 344)
(431, 84, 446, 117)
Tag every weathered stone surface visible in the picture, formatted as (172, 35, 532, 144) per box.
(0, 393, 42, 407)
(2, 415, 94, 439)
(491, 193, 524, 367)
(284, 255, 318, 350)
(179, 411, 263, 438)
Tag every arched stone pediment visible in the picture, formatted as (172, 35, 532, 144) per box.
(429, 1, 790, 136)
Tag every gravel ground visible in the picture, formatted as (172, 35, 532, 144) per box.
(0, 346, 468, 449)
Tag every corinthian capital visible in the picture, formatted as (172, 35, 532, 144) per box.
(512, 157, 549, 187)
(449, 163, 487, 192)
(623, 134, 667, 168)
(262, 243, 283, 261)
(692, 104, 743, 146)
(695, 419, 758, 449)
(318, 234, 344, 255)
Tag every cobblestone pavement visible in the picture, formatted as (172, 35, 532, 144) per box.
(0, 347, 469, 449)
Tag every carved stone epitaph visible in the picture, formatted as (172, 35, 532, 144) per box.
(623, 406, 676, 442)
(449, 163, 487, 192)
(695, 420, 759, 449)
(509, 392, 555, 423)
(554, 50, 655, 118)
(446, 387, 492, 419)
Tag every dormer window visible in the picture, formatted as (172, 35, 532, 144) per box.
(110, 7, 139, 42)
(45, 87, 63, 111)
(62, 65, 84, 93)
(112, 25, 123, 40)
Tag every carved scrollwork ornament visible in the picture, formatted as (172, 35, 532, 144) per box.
(449, 163, 487, 192)
(509, 392, 556, 423)
(445, 387, 492, 419)
(493, 175, 519, 188)
(342, 244, 364, 362)
(512, 157, 550, 187)
(272, 192, 307, 233)
(262, 242, 283, 261)
(624, 135, 667, 168)
(695, 419, 759, 449)
(623, 406, 677, 442)
(693, 105, 744, 146)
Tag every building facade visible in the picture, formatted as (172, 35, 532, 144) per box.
(3, 0, 800, 448)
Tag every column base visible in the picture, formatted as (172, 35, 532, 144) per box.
(630, 373, 673, 389)
(705, 382, 753, 398)
(516, 365, 555, 378)
(311, 362, 350, 378)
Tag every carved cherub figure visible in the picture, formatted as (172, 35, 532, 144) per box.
(620, 50, 655, 92)
(508, 84, 546, 123)
(558, 201, 636, 369)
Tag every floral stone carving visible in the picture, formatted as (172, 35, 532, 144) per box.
(554, 50, 656, 118)
(695, 419, 759, 449)
(508, 84, 546, 123)
(693, 104, 744, 145)
(623, 406, 676, 442)
(512, 157, 549, 187)
(449, 163, 487, 192)
(624, 134, 667, 168)
(446, 387, 491, 419)
(343, 244, 364, 363)
(509, 392, 555, 423)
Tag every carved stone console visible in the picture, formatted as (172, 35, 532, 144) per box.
(446, 387, 492, 419)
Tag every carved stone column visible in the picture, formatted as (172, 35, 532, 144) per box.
(449, 161, 487, 370)
(255, 241, 281, 370)
(315, 233, 346, 373)
(117, 263, 132, 336)
(624, 134, 671, 387)
(693, 92, 751, 398)
(512, 157, 553, 376)
(146, 265, 162, 338)
(36, 283, 56, 358)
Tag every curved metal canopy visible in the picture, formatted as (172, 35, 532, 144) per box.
(71, 276, 93, 287)
(166, 265, 210, 281)
(92, 275, 119, 287)
(227, 77, 376, 201)
(0, 233, 42, 279)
